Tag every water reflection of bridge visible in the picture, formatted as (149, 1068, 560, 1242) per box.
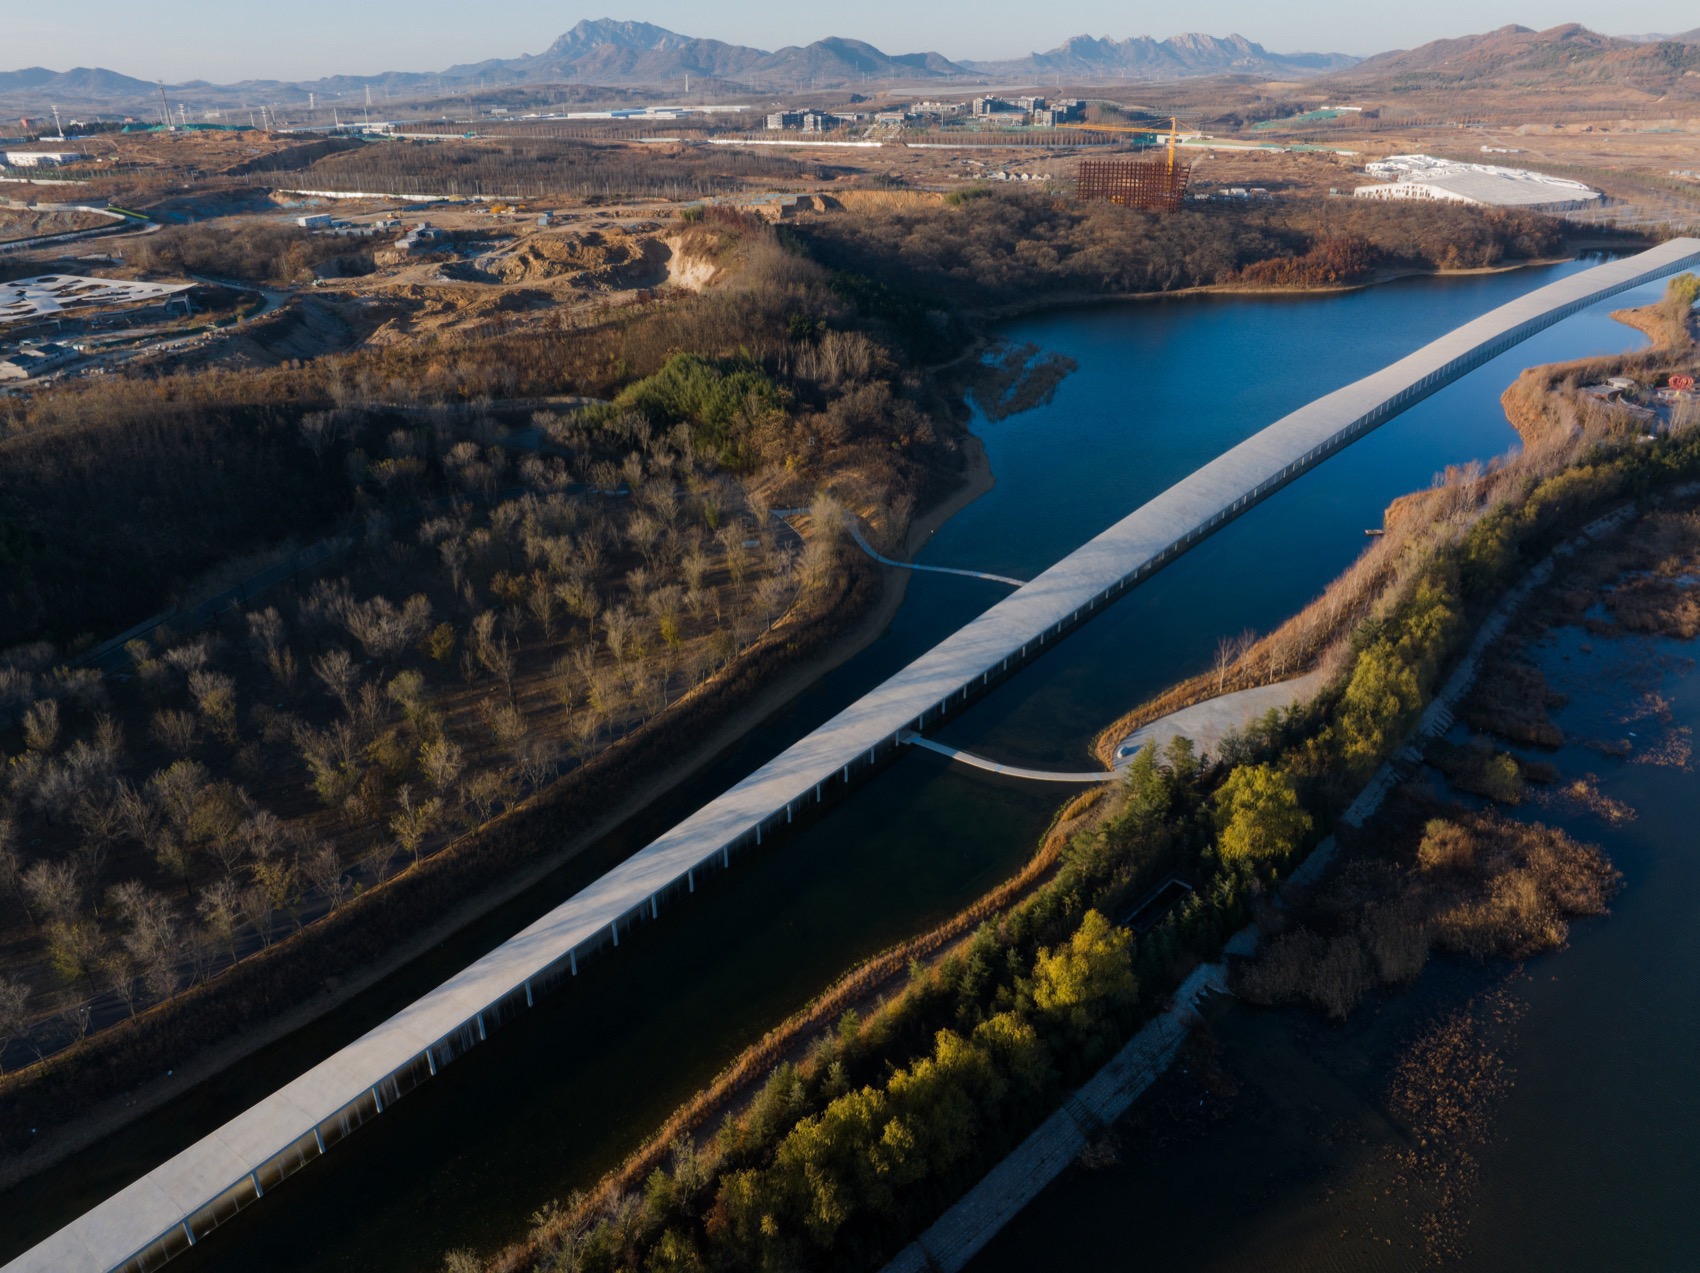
(21, 238, 1700, 1273)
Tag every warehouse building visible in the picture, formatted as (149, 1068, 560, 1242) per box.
(1353, 154, 1602, 213)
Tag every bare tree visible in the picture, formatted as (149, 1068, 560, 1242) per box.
(419, 735, 465, 794)
(460, 770, 509, 827)
(22, 699, 60, 755)
(150, 709, 198, 757)
(718, 526, 750, 586)
(0, 975, 33, 1070)
(389, 785, 442, 865)
(196, 877, 243, 960)
(109, 880, 182, 1003)
(602, 605, 638, 663)
(188, 670, 239, 746)
(100, 954, 140, 1019)
(21, 859, 81, 926)
(514, 736, 560, 791)
(301, 843, 347, 911)
(246, 608, 285, 661)
(1214, 628, 1257, 694)
(0, 817, 31, 924)
(312, 648, 359, 713)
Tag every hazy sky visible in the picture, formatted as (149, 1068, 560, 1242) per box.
(3, 0, 1696, 81)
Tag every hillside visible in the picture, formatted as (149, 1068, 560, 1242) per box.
(1328, 22, 1700, 94)
(0, 65, 156, 102)
(965, 32, 1356, 82)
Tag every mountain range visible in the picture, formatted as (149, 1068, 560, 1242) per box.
(0, 19, 1359, 110)
(7, 19, 1700, 114)
(1331, 22, 1700, 91)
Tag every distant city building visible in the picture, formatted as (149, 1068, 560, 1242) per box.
(1031, 100, 1085, 127)
(765, 110, 836, 132)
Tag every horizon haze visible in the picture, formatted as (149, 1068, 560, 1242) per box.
(6, 1, 1700, 83)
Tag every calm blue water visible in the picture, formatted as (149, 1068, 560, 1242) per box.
(2, 259, 1670, 1271)
(973, 618, 1700, 1273)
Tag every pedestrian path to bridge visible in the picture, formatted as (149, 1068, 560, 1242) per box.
(16, 240, 1698, 1273)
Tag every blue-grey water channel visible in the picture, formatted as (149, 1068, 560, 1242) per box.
(1, 258, 1667, 1270)
(972, 597, 1700, 1273)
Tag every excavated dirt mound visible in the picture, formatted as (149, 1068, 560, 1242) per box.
(480, 229, 667, 288)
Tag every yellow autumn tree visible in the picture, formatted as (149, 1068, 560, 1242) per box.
(1214, 763, 1311, 864)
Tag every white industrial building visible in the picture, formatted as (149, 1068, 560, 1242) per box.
(1353, 154, 1603, 213)
(2, 150, 90, 168)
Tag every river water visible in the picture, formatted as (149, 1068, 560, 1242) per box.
(0, 259, 1670, 1270)
(972, 603, 1700, 1273)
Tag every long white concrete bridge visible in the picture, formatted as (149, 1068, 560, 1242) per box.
(13, 239, 1698, 1273)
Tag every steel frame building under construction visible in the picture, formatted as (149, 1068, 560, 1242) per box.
(1076, 156, 1192, 211)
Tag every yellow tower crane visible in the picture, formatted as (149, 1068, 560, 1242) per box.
(1060, 114, 1188, 171)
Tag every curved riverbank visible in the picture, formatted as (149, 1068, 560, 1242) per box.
(962, 252, 1604, 325)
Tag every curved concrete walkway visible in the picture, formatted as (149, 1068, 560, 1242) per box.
(847, 519, 1027, 587)
(1112, 669, 1330, 762)
(900, 732, 1115, 784)
(903, 669, 1329, 785)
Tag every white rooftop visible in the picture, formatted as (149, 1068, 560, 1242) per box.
(1359, 153, 1602, 209)
(0, 275, 193, 328)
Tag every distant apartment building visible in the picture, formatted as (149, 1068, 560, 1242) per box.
(765, 110, 836, 132)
